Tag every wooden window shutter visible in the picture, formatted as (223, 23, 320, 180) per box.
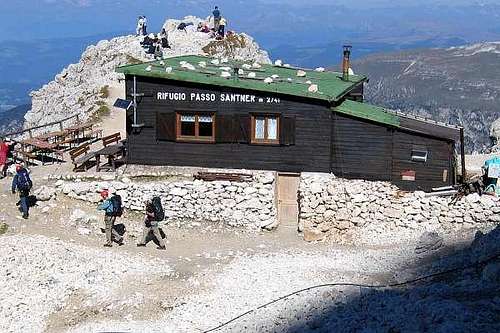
(156, 112, 176, 141)
(237, 114, 251, 143)
(280, 116, 296, 146)
(216, 115, 235, 143)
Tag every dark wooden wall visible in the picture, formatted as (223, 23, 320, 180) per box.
(126, 76, 333, 173)
(126, 75, 455, 191)
(392, 130, 454, 191)
(330, 113, 455, 190)
(331, 113, 393, 181)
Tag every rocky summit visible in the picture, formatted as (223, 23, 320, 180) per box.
(24, 16, 269, 132)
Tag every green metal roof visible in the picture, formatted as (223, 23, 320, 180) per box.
(116, 55, 366, 103)
(333, 100, 400, 127)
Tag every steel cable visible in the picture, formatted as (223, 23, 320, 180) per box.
(202, 252, 500, 333)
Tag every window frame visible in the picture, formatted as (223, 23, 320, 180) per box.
(250, 114, 280, 145)
(175, 112, 216, 143)
(411, 149, 428, 163)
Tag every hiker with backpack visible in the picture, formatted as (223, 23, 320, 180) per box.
(11, 164, 33, 219)
(137, 196, 166, 250)
(97, 189, 124, 247)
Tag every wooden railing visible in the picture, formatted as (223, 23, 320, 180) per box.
(4, 113, 81, 140)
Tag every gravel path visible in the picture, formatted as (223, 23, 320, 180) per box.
(67, 245, 414, 333)
(0, 235, 171, 333)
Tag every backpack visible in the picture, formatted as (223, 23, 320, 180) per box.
(110, 195, 123, 217)
(152, 196, 165, 221)
(17, 170, 32, 192)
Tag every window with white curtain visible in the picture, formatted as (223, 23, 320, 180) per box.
(251, 115, 280, 144)
(177, 113, 215, 142)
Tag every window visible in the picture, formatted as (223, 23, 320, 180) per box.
(251, 115, 280, 144)
(411, 149, 428, 163)
(176, 113, 215, 142)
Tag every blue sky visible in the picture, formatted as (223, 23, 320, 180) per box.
(0, 0, 489, 42)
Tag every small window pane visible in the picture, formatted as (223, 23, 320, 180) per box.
(268, 117, 278, 140)
(411, 150, 428, 163)
(181, 114, 196, 136)
(181, 115, 196, 122)
(199, 122, 213, 137)
(199, 115, 213, 123)
(255, 117, 265, 139)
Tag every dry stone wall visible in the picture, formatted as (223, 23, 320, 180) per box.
(55, 172, 276, 230)
(299, 173, 500, 240)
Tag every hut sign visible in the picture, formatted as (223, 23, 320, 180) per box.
(157, 91, 280, 104)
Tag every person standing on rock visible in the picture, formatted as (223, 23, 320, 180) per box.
(142, 16, 148, 35)
(137, 197, 166, 250)
(136, 16, 144, 36)
(212, 6, 221, 31)
(11, 164, 32, 219)
(97, 189, 124, 247)
(217, 17, 227, 38)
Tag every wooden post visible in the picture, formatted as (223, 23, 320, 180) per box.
(59, 121, 63, 131)
(460, 127, 466, 183)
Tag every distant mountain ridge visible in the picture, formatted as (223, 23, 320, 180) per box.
(353, 42, 500, 153)
(0, 104, 31, 136)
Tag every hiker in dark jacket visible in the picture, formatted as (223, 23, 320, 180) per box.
(11, 164, 32, 219)
(137, 198, 166, 250)
(97, 189, 123, 247)
(212, 6, 221, 31)
(160, 28, 170, 48)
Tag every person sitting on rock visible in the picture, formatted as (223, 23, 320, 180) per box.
(137, 198, 166, 250)
(97, 189, 124, 247)
(160, 28, 170, 49)
(11, 164, 32, 219)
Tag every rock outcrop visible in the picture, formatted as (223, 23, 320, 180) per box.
(25, 16, 270, 131)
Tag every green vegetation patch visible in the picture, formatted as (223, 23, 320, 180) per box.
(0, 223, 9, 235)
(99, 85, 110, 99)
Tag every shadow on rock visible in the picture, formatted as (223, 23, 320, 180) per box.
(280, 225, 500, 333)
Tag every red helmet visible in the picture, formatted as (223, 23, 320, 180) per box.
(100, 189, 109, 199)
(15, 164, 22, 172)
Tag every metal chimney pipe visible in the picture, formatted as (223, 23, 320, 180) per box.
(342, 45, 352, 81)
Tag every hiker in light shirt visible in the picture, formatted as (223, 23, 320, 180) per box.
(136, 16, 144, 36)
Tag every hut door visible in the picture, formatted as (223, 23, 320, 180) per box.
(277, 173, 300, 229)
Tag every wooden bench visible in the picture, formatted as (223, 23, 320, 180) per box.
(87, 129, 103, 140)
(102, 132, 121, 147)
(69, 143, 95, 171)
(13, 149, 37, 166)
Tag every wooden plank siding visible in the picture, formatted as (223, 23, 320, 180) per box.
(330, 113, 393, 181)
(125, 75, 457, 191)
(392, 130, 455, 191)
(126, 76, 333, 173)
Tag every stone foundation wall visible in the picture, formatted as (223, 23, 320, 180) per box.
(55, 172, 277, 230)
(299, 173, 500, 239)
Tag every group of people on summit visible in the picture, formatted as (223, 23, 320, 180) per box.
(136, 5, 229, 58)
